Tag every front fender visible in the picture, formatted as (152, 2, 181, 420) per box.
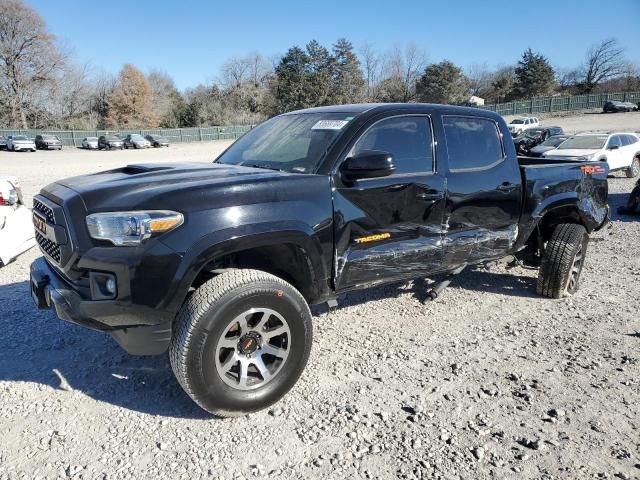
(161, 221, 330, 314)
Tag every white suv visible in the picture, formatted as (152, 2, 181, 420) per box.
(6, 135, 36, 152)
(543, 132, 640, 178)
(508, 117, 539, 136)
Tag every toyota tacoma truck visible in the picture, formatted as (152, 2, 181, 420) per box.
(30, 104, 609, 416)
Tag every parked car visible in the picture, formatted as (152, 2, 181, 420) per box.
(98, 135, 124, 150)
(123, 134, 151, 149)
(35, 134, 62, 150)
(30, 103, 609, 416)
(6, 135, 36, 152)
(81, 137, 99, 149)
(145, 134, 170, 147)
(603, 100, 638, 113)
(0, 136, 6, 150)
(528, 135, 570, 157)
(0, 176, 35, 265)
(508, 117, 539, 136)
(513, 126, 564, 154)
(543, 132, 640, 177)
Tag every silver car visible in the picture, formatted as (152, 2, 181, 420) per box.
(81, 137, 99, 149)
(6, 135, 36, 152)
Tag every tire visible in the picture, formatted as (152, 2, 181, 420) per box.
(170, 269, 313, 417)
(536, 223, 589, 299)
(626, 157, 640, 178)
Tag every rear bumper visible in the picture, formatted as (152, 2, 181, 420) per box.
(30, 256, 172, 355)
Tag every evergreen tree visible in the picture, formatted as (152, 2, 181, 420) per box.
(416, 60, 470, 105)
(331, 38, 365, 104)
(511, 49, 555, 99)
(273, 46, 311, 113)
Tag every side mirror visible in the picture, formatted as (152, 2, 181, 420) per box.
(608, 145, 619, 150)
(341, 150, 395, 182)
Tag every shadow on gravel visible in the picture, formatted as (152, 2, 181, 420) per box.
(330, 265, 538, 312)
(608, 193, 640, 223)
(0, 280, 211, 419)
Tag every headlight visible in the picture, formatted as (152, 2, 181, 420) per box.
(86, 211, 183, 246)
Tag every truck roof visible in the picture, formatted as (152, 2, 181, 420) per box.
(284, 103, 497, 118)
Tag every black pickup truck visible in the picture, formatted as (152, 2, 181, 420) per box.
(30, 104, 609, 416)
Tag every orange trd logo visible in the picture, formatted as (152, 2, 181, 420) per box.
(580, 165, 605, 174)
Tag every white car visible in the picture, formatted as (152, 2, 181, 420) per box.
(543, 132, 640, 178)
(508, 117, 539, 136)
(0, 176, 35, 265)
(6, 135, 36, 152)
(81, 137, 99, 149)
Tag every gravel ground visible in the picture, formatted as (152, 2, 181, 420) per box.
(0, 128, 639, 480)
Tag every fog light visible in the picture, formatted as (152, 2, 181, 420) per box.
(106, 277, 116, 294)
(89, 272, 117, 300)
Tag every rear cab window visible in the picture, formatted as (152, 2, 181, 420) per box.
(442, 116, 504, 171)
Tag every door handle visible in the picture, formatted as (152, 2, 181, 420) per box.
(416, 192, 444, 201)
(496, 182, 517, 193)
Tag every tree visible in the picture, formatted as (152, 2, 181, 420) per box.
(147, 69, 186, 128)
(489, 66, 515, 103)
(0, 0, 66, 127)
(359, 42, 381, 101)
(416, 60, 470, 105)
(105, 64, 158, 128)
(511, 49, 555, 99)
(466, 62, 493, 99)
(577, 38, 626, 93)
(376, 44, 427, 103)
(331, 38, 365, 104)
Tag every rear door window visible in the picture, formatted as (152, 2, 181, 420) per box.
(442, 116, 504, 171)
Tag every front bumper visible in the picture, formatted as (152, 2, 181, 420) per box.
(13, 144, 35, 151)
(30, 256, 172, 355)
(43, 144, 62, 150)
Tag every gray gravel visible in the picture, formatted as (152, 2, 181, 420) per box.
(0, 134, 639, 479)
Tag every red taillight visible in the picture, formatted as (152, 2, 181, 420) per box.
(580, 165, 605, 174)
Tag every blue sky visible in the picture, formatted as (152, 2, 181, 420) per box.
(28, 0, 640, 91)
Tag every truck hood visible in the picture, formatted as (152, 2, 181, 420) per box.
(51, 162, 295, 212)
(545, 148, 600, 158)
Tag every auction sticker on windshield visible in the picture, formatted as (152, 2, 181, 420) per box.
(312, 119, 349, 130)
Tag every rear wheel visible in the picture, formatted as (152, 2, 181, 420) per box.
(626, 157, 640, 178)
(537, 223, 588, 299)
(170, 269, 313, 417)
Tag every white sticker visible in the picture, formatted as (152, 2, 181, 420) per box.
(311, 120, 349, 130)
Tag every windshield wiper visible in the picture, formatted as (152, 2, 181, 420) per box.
(244, 163, 286, 172)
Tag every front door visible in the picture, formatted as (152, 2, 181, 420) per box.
(441, 115, 523, 266)
(333, 114, 446, 290)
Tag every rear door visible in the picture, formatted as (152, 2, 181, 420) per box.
(441, 115, 522, 266)
(333, 113, 446, 290)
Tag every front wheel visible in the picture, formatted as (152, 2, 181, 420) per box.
(537, 223, 589, 299)
(626, 157, 640, 178)
(170, 269, 313, 417)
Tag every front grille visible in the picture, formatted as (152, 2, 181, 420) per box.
(33, 198, 54, 222)
(35, 232, 61, 263)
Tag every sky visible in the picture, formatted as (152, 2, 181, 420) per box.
(28, 0, 640, 91)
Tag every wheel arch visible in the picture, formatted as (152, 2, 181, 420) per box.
(165, 230, 329, 315)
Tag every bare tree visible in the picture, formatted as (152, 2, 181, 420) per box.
(0, 0, 66, 127)
(377, 44, 427, 103)
(466, 62, 493, 99)
(578, 38, 626, 93)
(359, 42, 381, 100)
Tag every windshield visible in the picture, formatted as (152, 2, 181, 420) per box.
(42, 135, 57, 140)
(216, 112, 354, 173)
(14, 135, 27, 140)
(86, 137, 98, 141)
(541, 136, 567, 147)
(511, 119, 525, 124)
(130, 134, 144, 140)
(106, 136, 120, 141)
(557, 135, 608, 150)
